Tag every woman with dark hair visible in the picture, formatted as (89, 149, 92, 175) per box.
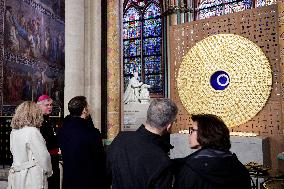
(173, 114, 251, 189)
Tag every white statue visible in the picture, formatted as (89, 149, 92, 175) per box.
(139, 84, 151, 103)
(124, 72, 143, 104)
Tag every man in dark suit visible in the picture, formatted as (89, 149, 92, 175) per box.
(58, 96, 108, 189)
(37, 94, 60, 189)
(107, 98, 178, 189)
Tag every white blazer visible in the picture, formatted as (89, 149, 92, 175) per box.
(8, 127, 52, 189)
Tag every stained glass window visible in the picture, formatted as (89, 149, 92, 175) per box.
(255, 0, 277, 7)
(196, 0, 253, 20)
(123, 0, 164, 96)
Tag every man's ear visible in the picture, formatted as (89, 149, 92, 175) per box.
(166, 123, 173, 133)
(81, 108, 87, 118)
(83, 107, 88, 114)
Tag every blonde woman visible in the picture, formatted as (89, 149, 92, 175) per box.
(7, 101, 52, 189)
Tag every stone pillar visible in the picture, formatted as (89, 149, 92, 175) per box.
(64, 0, 102, 130)
(65, 0, 85, 114)
(85, 0, 102, 129)
(106, 0, 121, 140)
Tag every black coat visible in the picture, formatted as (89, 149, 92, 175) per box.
(40, 115, 60, 189)
(107, 125, 174, 189)
(40, 115, 58, 151)
(58, 115, 108, 189)
(173, 148, 251, 189)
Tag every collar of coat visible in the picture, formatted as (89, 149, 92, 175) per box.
(137, 125, 174, 153)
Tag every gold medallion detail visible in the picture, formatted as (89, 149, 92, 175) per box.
(177, 34, 272, 127)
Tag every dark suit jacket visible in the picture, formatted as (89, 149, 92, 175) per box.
(107, 125, 173, 189)
(59, 115, 108, 189)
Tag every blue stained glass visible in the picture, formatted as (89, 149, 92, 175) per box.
(124, 57, 141, 75)
(144, 3, 161, 19)
(145, 74, 163, 93)
(143, 0, 160, 4)
(216, 6, 223, 16)
(197, 0, 253, 20)
(256, 0, 276, 7)
(143, 37, 161, 55)
(242, 0, 253, 3)
(144, 56, 161, 74)
(123, 0, 163, 96)
(123, 41, 130, 56)
(126, 0, 160, 9)
(198, 0, 223, 10)
(225, 0, 239, 3)
(123, 39, 141, 57)
(124, 7, 141, 22)
(129, 0, 144, 7)
(198, 6, 223, 19)
(256, 0, 265, 6)
(224, 1, 252, 14)
(143, 18, 161, 37)
(123, 21, 141, 39)
(224, 0, 252, 4)
(130, 0, 139, 3)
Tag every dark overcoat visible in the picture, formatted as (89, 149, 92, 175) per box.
(40, 115, 60, 189)
(58, 115, 108, 189)
(173, 148, 252, 189)
(107, 125, 173, 189)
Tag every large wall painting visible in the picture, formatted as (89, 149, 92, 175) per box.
(34, 0, 64, 19)
(2, 0, 64, 115)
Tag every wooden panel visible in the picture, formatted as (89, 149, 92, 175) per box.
(170, 4, 283, 137)
(170, 4, 284, 171)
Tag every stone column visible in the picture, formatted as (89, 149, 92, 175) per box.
(85, 0, 102, 129)
(65, 0, 85, 114)
(65, 0, 102, 130)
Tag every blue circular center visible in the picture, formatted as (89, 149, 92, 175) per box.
(210, 71, 230, 90)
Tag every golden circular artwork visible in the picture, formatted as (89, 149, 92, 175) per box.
(177, 34, 272, 127)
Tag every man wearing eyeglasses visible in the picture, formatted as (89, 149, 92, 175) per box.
(107, 98, 178, 189)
